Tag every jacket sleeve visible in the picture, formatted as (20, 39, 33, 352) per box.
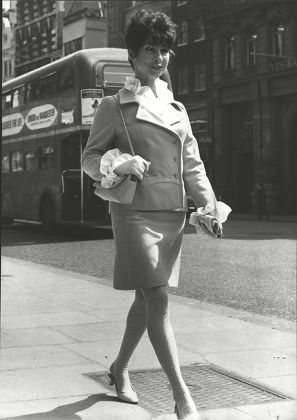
(81, 96, 116, 181)
(182, 110, 216, 209)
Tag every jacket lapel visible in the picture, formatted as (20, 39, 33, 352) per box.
(118, 88, 182, 136)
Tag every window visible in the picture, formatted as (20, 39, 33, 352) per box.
(194, 63, 206, 91)
(2, 91, 11, 110)
(102, 65, 133, 86)
(40, 146, 55, 170)
(27, 79, 40, 102)
(40, 72, 57, 98)
(2, 154, 10, 173)
(273, 22, 285, 57)
(12, 85, 25, 108)
(25, 150, 38, 171)
(11, 151, 23, 172)
(3, 59, 13, 78)
(178, 65, 188, 94)
(246, 33, 257, 66)
(225, 35, 235, 70)
(58, 67, 75, 91)
(194, 16, 205, 42)
(64, 38, 83, 56)
(177, 21, 188, 46)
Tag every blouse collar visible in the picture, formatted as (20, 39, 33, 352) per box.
(124, 75, 174, 104)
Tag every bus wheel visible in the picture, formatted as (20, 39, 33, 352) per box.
(41, 198, 55, 234)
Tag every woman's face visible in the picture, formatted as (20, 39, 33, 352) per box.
(132, 42, 170, 84)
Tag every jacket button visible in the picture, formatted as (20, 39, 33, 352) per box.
(173, 173, 178, 178)
(173, 157, 178, 162)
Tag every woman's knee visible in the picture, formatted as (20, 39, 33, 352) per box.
(141, 286, 169, 315)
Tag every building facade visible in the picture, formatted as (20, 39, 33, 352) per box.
(2, 3, 16, 82)
(206, 0, 297, 214)
(13, 0, 107, 76)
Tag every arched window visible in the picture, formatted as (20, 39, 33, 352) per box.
(247, 32, 257, 65)
(273, 22, 285, 57)
(225, 35, 235, 70)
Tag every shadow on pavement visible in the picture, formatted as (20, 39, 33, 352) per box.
(0, 393, 120, 420)
(1, 223, 113, 247)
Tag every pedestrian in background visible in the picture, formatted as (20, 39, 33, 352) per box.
(82, 9, 222, 420)
(254, 183, 269, 220)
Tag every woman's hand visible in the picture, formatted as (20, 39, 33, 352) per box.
(114, 155, 151, 181)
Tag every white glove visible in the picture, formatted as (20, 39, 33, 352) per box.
(114, 155, 151, 181)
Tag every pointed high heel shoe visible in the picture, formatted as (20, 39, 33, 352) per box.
(108, 365, 138, 405)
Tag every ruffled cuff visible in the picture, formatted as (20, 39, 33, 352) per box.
(189, 201, 232, 237)
(100, 148, 133, 188)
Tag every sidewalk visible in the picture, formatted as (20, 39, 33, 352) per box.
(0, 256, 296, 420)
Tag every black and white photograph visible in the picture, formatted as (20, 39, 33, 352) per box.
(1, 1, 296, 419)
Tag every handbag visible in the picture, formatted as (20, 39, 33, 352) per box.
(93, 95, 137, 204)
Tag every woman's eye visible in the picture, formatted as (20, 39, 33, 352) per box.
(146, 46, 154, 52)
(161, 49, 169, 54)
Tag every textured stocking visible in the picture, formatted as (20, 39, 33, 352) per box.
(113, 290, 147, 391)
(142, 286, 198, 419)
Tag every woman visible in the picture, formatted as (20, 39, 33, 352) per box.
(82, 9, 221, 420)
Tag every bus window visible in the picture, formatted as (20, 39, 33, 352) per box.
(2, 91, 11, 110)
(40, 146, 55, 169)
(11, 151, 23, 172)
(26, 79, 40, 102)
(40, 72, 57, 98)
(99, 64, 133, 87)
(2, 154, 10, 172)
(25, 150, 39, 171)
(58, 67, 75, 92)
(12, 85, 25, 108)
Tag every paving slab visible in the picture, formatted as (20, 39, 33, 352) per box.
(176, 330, 296, 353)
(0, 364, 105, 403)
(237, 400, 297, 420)
(204, 349, 296, 380)
(0, 327, 77, 347)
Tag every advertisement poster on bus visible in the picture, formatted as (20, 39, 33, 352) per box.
(81, 89, 104, 125)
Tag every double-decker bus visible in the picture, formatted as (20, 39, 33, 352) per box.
(2, 48, 136, 232)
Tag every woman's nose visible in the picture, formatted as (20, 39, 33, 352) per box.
(154, 50, 162, 62)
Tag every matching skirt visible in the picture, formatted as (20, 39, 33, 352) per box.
(111, 210, 186, 290)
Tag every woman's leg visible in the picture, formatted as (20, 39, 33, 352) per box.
(141, 285, 198, 419)
(113, 289, 147, 391)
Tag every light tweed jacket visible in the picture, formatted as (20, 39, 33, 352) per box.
(81, 87, 215, 213)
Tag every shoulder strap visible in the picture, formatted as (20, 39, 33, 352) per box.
(113, 95, 135, 156)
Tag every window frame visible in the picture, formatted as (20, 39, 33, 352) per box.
(225, 34, 235, 71)
(194, 15, 205, 42)
(11, 150, 24, 172)
(11, 85, 26, 108)
(194, 62, 206, 91)
(177, 20, 188, 46)
(24, 149, 39, 172)
(177, 64, 189, 94)
(39, 146, 55, 170)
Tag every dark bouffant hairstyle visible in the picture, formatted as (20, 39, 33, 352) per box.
(125, 9, 176, 60)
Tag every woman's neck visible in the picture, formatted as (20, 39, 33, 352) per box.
(136, 75, 158, 97)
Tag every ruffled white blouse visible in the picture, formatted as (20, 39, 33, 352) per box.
(100, 76, 175, 188)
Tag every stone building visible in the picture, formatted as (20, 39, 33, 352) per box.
(206, 0, 297, 214)
(13, 0, 107, 76)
